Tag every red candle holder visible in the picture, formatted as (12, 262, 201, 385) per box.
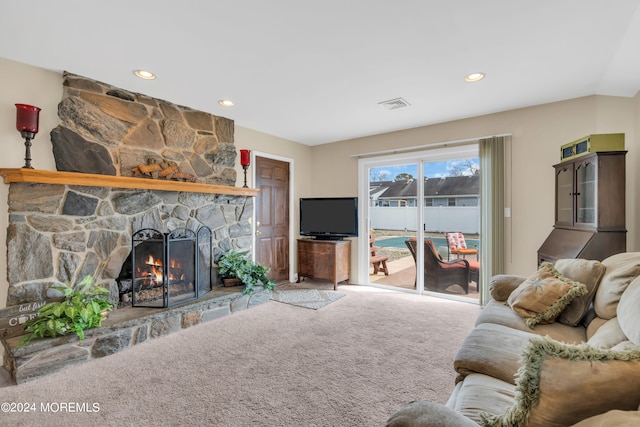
(240, 149, 250, 188)
(15, 104, 42, 169)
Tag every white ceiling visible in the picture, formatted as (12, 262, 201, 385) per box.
(1, 1, 640, 146)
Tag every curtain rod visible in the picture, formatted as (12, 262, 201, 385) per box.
(349, 133, 512, 158)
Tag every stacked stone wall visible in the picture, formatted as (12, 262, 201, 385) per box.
(51, 72, 237, 186)
(6, 182, 252, 307)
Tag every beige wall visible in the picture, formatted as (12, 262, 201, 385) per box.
(233, 126, 313, 281)
(1, 56, 639, 307)
(0, 57, 61, 311)
(310, 95, 640, 278)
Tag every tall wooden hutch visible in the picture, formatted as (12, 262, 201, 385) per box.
(537, 149, 626, 265)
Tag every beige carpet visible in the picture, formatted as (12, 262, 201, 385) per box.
(0, 283, 480, 427)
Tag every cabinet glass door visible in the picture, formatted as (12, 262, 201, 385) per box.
(575, 161, 596, 225)
(555, 166, 573, 226)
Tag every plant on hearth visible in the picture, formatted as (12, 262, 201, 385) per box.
(18, 275, 114, 347)
(217, 249, 276, 295)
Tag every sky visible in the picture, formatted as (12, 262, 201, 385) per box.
(369, 158, 479, 182)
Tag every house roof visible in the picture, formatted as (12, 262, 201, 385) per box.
(375, 176, 479, 199)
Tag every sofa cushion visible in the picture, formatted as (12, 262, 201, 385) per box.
(586, 316, 608, 340)
(554, 258, 606, 326)
(594, 252, 640, 319)
(489, 274, 527, 302)
(612, 341, 640, 352)
(451, 374, 515, 425)
(481, 336, 640, 427)
(507, 262, 588, 328)
(385, 400, 478, 427)
(454, 323, 535, 385)
(475, 300, 587, 343)
(618, 276, 640, 345)
(587, 317, 627, 349)
(570, 409, 640, 427)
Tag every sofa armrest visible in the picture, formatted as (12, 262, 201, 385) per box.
(489, 274, 527, 301)
(453, 323, 533, 385)
(385, 401, 478, 427)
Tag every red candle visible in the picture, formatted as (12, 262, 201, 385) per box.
(240, 149, 250, 166)
(15, 104, 41, 134)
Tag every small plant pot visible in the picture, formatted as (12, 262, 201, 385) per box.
(222, 278, 243, 287)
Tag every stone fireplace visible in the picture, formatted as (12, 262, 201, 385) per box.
(1, 73, 268, 383)
(4, 72, 253, 309)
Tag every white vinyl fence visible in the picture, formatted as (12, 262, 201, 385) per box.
(369, 206, 479, 234)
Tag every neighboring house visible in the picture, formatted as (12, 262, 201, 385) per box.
(370, 176, 480, 207)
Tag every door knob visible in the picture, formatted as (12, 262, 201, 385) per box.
(256, 230, 262, 236)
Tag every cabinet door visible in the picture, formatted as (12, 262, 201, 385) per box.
(575, 160, 596, 226)
(555, 165, 573, 226)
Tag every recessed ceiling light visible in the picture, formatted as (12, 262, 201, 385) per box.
(133, 70, 156, 80)
(464, 72, 485, 83)
(218, 99, 235, 107)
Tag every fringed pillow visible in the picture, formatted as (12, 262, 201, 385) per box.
(507, 262, 588, 328)
(481, 337, 640, 427)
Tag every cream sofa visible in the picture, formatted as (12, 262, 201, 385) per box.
(386, 252, 640, 427)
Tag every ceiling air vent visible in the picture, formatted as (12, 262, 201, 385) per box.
(378, 97, 411, 110)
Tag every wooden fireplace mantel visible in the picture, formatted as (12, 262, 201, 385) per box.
(0, 168, 259, 197)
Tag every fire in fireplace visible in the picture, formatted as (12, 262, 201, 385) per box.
(117, 226, 213, 308)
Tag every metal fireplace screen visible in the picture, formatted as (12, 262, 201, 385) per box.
(130, 227, 212, 308)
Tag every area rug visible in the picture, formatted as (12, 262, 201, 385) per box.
(270, 288, 345, 309)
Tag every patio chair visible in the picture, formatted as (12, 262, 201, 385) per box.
(445, 232, 478, 260)
(405, 239, 473, 294)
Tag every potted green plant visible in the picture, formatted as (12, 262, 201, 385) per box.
(19, 275, 114, 347)
(217, 249, 276, 295)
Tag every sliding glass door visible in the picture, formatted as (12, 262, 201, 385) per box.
(359, 144, 481, 302)
(367, 162, 419, 291)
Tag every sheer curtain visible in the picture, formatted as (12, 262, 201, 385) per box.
(479, 136, 509, 305)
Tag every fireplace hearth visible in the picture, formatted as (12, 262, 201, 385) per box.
(117, 226, 213, 308)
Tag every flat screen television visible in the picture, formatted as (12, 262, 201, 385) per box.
(299, 197, 358, 239)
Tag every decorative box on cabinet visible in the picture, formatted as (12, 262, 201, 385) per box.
(297, 238, 350, 290)
(538, 151, 626, 265)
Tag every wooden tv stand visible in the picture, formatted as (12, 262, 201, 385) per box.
(297, 238, 351, 290)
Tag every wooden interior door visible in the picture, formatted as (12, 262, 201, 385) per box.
(255, 156, 290, 282)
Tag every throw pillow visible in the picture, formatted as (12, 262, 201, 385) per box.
(554, 258, 606, 326)
(594, 252, 640, 320)
(489, 275, 527, 302)
(617, 276, 640, 346)
(507, 262, 588, 328)
(481, 337, 640, 427)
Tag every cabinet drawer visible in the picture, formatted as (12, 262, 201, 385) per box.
(298, 242, 334, 254)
